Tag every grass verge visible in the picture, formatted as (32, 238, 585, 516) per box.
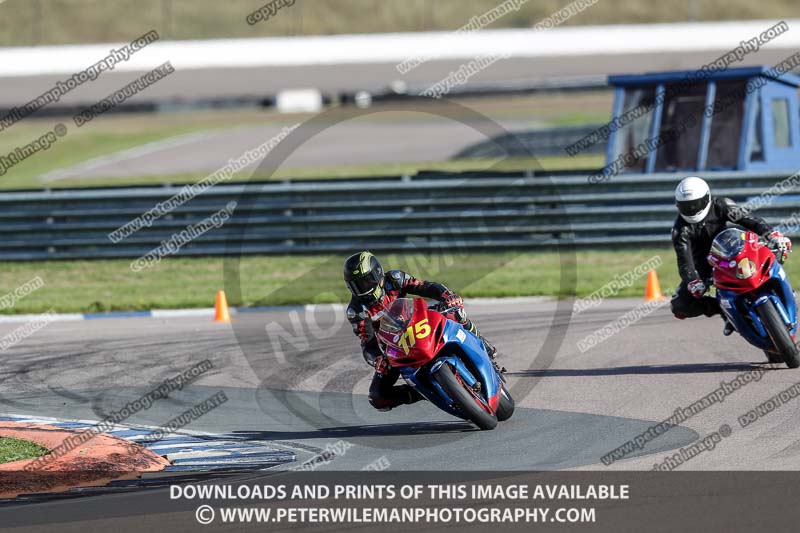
(0, 437, 49, 464)
(1, 249, 686, 315)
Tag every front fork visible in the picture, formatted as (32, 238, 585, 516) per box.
(748, 295, 794, 338)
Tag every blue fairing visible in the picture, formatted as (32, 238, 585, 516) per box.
(717, 261, 797, 351)
(398, 319, 501, 421)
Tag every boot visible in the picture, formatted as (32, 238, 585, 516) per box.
(480, 335, 498, 359)
(723, 319, 735, 336)
(370, 385, 423, 411)
(482, 338, 506, 373)
(702, 296, 722, 317)
(477, 330, 506, 373)
(465, 320, 506, 373)
(399, 385, 424, 405)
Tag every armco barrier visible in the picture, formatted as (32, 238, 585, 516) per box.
(453, 125, 606, 158)
(0, 170, 798, 260)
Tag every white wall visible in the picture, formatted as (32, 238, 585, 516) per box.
(1, 19, 799, 77)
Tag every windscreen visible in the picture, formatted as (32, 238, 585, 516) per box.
(710, 228, 745, 258)
(379, 298, 415, 337)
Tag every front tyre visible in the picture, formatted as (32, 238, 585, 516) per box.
(496, 385, 515, 422)
(763, 350, 783, 364)
(434, 364, 498, 430)
(756, 300, 800, 368)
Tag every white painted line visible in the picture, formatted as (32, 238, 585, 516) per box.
(109, 433, 154, 441)
(171, 457, 288, 466)
(0, 313, 83, 324)
(146, 441, 243, 451)
(0, 296, 548, 325)
(468, 296, 554, 305)
(39, 130, 228, 182)
(150, 308, 217, 318)
(304, 303, 346, 312)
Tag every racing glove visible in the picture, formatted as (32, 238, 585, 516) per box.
(361, 336, 384, 367)
(441, 291, 464, 310)
(769, 230, 792, 262)
(374, 355, 391, 376)
(687, 279, 707, 299)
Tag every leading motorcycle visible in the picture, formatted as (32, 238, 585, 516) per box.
(377, 297, 514, 430)
(707, 228, 799, 368)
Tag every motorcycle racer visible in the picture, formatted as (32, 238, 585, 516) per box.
(670, 176, 792, 334)
(343, 251, 500, 411)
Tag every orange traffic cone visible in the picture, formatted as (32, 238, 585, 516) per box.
(644, 270, 664, 301)
(214, 290, 231, 322)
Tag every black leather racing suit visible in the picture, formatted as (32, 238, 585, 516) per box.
(346, 270, 484, 410)
(670, 197, 772, 319)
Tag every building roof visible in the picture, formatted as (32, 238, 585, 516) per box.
(608, 65, 800, 88)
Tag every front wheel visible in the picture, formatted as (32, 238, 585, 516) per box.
(496, 385, 515, 422)
(433, 364, 498, 430)
(763, 350, 783, 364)
(756, 300, 800, 368)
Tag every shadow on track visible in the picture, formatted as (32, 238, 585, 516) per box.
(509, 362, 771, 377)
(231, 420, 477, 441)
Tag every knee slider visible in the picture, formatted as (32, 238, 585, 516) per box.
(368, 395, 393, 411)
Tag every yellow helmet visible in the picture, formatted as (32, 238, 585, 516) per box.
(343, 251, 385, 303)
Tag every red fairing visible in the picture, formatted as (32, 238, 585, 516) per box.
(708, 231, 775, 293)
(378, 298, 447, 369)
(488, 391, 500, 411)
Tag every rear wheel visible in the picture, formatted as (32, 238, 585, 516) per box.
(756, 300, 800, 369)
(495, 385, 515, 422)
(433, 364, 497, 430)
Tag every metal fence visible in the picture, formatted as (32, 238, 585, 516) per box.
(1, 170, 798, 261)
(452, 125, 606, 158)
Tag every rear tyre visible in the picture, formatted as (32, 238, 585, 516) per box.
(434, 364, 498, 430)
(495, 385, 515, 422)
(756, 300, 800, 369)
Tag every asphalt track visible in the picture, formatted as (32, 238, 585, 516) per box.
(2, 48, 797, 107)
(1, 296, 798, 475)
(41, 117, 546, 181)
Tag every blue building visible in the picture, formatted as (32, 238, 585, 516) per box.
(606, 66, 800, 174)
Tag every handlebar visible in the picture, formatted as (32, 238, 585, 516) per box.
(428, 303, 462, 315)
(760, 239, 788, 264)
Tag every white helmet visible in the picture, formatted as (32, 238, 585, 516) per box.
(675, 176, 711, 224)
